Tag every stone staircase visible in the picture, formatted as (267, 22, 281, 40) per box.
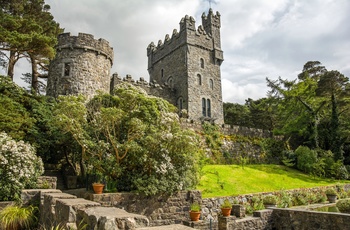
(43, 170, 66, 190)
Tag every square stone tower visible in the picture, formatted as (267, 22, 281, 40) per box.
(147, 9, 224, 124)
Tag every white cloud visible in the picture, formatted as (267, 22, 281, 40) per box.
(2, 0, 350, 104)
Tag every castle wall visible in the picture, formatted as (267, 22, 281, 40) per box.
(187, 45, 224, 124)
(47, 33, 113, 99)
(110, 74, 177, 105)
(147, 10, 224, 124)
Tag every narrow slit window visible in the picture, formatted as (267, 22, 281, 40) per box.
(64, 63, 71, 76)
(209, 79, 214, 90)
(197, 74, 202, 85)
(200, 58, 204, 68)
(202, 98, 206, 116)
(207, 99, 211, 117)
(178, 97, 183, 110)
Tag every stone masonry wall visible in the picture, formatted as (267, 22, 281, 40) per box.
(21, 189, 150, 230)
(271, 208, 350, 230)
(47, 33, 113, 99)
(147, 9, 224, 124)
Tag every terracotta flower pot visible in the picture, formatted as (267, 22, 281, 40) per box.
(92, 183, 104, 194)
(221, 208, 232, 216)
(221, 208, 231, 216)
(189, 211, 201, 221)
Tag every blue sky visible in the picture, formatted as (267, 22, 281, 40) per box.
(3, 0, 350, 104)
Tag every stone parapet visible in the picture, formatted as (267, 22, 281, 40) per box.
(37, 176, 57, 189)
(57, 32, 113, 64)
(272, 208, 350, 230)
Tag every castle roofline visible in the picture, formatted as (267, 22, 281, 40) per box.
(57, 32, 114, 65)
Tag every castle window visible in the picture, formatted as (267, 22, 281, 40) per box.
(202, 98, 206, 116)
(161, 69, 164, 78)
(209, 79, 214, 90)
(200, 58, 204, 68)
(64, 63, 71, 76)
(207, 99, 211, 117)
(168, 77, 173, 88)
(178, 97, 183, 111)
(197, 74, 202, 85)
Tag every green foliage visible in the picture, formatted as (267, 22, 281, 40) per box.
(0, 0, 62, 87)
(262, 195, 277, 205)
(330, 161, 349, 179)
(0, 205, 38, 230)
(0, 132, 44, 201)
(0, 76, 62, 165)
(53, 83, 203, 195)
(325, 187, 337, 195)
(261, 138, 287, 164)
(336, 199, 350, 213)
(190, 202, 201, 212)
(277, 190, 293, 208)
(295, 146, 317, 174)
(221, 199, 232, 208)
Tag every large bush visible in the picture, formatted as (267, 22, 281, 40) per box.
(0, 132, 44, 201)
(295, 146, 317, 174)
(53, 83, 204, 195)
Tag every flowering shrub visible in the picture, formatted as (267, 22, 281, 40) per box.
(0, 132, 44, 201)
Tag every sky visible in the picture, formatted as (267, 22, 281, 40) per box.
(3, 0, 350, 104)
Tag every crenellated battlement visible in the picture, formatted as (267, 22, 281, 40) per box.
(110, 73, 177, 104)
(202, 8, 221, 29)
(57, 32, 114, 64)
(147, 13, 215, 68)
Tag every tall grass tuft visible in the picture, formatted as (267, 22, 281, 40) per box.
(0, 205, 37, 230)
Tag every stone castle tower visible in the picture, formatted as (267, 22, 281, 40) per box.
(47, 9, 224, 124)
(147, 9, 224, 124)
(46, 33, 113, 98)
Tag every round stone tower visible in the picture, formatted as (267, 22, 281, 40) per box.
(46, 32, 114, 99)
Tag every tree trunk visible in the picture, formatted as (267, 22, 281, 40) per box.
(7, 50, 16, 80)
(30, 54, 39, 94)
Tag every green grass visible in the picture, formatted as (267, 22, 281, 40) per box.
(197, 164, 349, 198)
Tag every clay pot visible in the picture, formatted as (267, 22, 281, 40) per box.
(221, 208, 232, 216)
(92, 183, 104, 194)
(189, 211, 201, 221)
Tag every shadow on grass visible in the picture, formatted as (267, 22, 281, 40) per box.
(244, 164, 342, 185)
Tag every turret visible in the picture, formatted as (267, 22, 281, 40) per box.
(47, 32, 114, 99)
(202, 8, 221, 49)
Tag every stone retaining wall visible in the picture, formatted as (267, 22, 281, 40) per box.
(21, 189, 152, 230)
(271, 208, 350, 230)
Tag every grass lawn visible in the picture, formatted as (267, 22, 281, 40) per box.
(197, 164, 349, 198)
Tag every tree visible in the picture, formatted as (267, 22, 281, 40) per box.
(223, 102, 252, 127)
(53, 83, 203, 195)
(0, 0, 61, 93)
(316, 70, 350, 161)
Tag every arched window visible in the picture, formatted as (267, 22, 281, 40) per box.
(202, 98, 206, 117)
(197, 74, 202, 85)
(161, 69, 164, 78)
(207, 99, 211, 117)
(200, 58, 204, 68)
(168, 77, 173, 88)
(209, 79, 214, 90)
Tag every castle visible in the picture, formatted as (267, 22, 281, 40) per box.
(47, 9, 224, 124)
